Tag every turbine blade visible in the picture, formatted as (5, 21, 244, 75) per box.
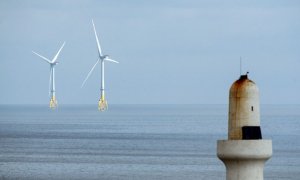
(52, 42, 66, 63)
(92, 19, 103, 57)
(81, 59, 99, 88)
(105, 58, 119, 63)
(32, 51, 51, 64)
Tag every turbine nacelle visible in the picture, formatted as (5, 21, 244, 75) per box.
(101, 55, 119, 63)
(101, 55, 109, 59)
(51, 62, 59, 65)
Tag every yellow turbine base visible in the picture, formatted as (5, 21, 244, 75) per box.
(98, 99, 108, 111)
(50, 96, 58, 109)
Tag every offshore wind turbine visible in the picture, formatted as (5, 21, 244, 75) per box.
(81, 20, 119, 111)
(32, 42, 65, 109)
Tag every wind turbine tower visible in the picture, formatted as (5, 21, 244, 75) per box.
(32, 42, 65, 109)
(82, 20, 119, 111)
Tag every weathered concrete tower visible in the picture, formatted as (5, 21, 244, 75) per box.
(217, 74, 272, 180)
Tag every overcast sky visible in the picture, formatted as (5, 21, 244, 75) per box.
(0, 0, 299, 105)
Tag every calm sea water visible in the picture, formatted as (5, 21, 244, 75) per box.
(0, 105, 299, 180)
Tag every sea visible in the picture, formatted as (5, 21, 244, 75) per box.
(0, 104, 299, 180)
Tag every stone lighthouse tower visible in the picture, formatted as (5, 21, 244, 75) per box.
(217, 74, 272, 180)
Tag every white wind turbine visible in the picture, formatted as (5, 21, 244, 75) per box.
(81, 20, 119, 111)
(32, 42, 65, 109)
